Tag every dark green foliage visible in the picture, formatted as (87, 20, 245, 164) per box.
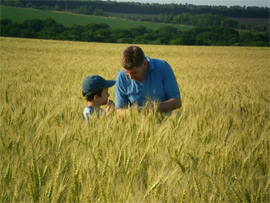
(0, 18, 269, 46)
(156, 13, 249, 30)
(1, 1, 268, 32)
(1, 0, 269, 18)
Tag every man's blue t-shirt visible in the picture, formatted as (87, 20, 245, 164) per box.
(115, 56, 181, 108)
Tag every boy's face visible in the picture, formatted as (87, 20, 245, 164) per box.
(97, 88, 110, 105)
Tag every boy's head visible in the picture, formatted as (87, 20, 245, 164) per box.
(82, 75, 115, 104)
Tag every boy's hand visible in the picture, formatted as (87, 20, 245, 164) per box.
(106, 100, 115, 114)
(107, 100, 115, 107)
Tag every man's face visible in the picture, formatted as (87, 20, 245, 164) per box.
(124, 66, 143, 81)
(124, 60, 147, 81)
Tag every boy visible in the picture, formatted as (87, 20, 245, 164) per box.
(82, 75, 115, 121)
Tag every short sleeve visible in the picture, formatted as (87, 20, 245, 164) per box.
(163, 63, 181, 99)
(115, 71, 128, 108)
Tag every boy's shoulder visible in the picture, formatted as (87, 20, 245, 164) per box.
(83, 106, 105, 121)
(83, 106, 94, 121)
(84, 106, 94, 115)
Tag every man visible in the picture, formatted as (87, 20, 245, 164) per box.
(115, 45, 182, 116)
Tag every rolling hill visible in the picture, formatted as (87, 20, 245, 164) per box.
(0, 6, 193, 31)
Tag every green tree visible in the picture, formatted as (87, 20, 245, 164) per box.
(130, 26, 147, 36)
(53, 4, 60, 11)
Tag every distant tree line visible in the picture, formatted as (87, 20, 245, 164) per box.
(107, 12, 253, 30)
(74, 5, 104, 16)
(1, 18, 269, 47)
(156, 13, 250, 30)
(1, 0, 269, 18)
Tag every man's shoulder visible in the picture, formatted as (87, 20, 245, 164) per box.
(152, 58, 169, 66)
(116, 69, 130, 83)
(149, 57, 170, 70)
(117, 69, 126, 76)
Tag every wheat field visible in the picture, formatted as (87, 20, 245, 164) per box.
(1, 37, 269, 202)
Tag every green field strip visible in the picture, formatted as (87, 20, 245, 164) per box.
(0, 6, 193, 31)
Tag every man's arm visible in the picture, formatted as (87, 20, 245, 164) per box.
(115, 71, 129, 116)
(116, 108, 130, 116)
(117, 98, 181, 115)
(160, 61, 181, 112)
(157, 98, 182, 112)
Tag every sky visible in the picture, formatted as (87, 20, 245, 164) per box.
(113, 0, 270, 7)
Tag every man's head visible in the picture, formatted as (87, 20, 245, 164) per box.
(121, 46, 148, 81)
(121, 46, 145, 70)
(82, 75, 115, 103)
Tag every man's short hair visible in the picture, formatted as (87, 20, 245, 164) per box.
(121, 46, 145, 70)
(82, 88, 103, 101)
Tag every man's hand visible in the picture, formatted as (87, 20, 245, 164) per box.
(116, 98, 182, 116)
(140, 103, 154, 113)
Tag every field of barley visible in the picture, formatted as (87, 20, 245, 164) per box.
(1, 37, 269, 202)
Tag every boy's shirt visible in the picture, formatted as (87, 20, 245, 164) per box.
(83, 106, 106, 121)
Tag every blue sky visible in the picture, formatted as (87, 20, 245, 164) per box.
(114, 0, 269, 7)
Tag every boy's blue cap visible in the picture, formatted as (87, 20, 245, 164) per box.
(82, 75, 115, 96)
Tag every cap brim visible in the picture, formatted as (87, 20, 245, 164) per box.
(103, 80, 116, 88)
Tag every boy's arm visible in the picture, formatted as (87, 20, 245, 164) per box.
(105, 100, 115, 114)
